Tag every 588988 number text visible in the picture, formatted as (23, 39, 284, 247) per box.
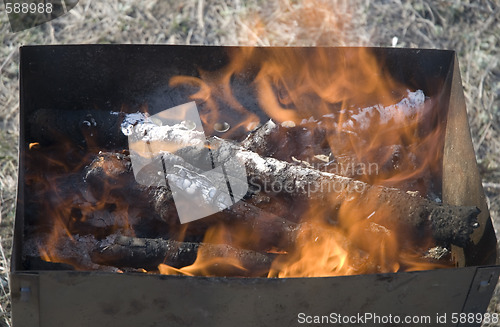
(5, 2, 53, 14)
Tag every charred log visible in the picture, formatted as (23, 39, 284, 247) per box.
(170, 138, 478, 247)
(23, 234, 120, 272)
(91, 235, 275, 276)
(85, 152, 304, 250)
(242, 120, 430, 194)
(89, 143, 477, 247)
(241, 119, 330, 164)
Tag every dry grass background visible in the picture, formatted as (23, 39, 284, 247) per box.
(0, 0, 499, 326)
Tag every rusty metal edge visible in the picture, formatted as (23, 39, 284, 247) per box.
(442, 53, 497, 266)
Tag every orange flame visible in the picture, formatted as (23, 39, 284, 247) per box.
(157, 47, 451, 277)
(159, 224, 251, 277)
(29, 146, 137, 269)
(29, 47, 451, 276)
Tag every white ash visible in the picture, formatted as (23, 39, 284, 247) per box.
(281, 120, 296, 128)
(133, 122, 205, 147)
(300, 116, 318, 124)
(313, 154, 330, 163)
(121, 112, 149, 136)
(96, 233, 119, 249)
(424, 246, 450, 260)
(344, 89, 426, 130)
(368, 222, 391, 235)
(320, 89, 427, 130)
(122, 112, 205, 148)
(291, 156, 314, 168)
(241, 119, 277, 150)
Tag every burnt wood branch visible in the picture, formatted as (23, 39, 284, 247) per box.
(243, 120, 419, 179)
(241, 119, 330, 165)
(84, 152, 303, 249)
(238, 144, 478, 247)
(91, 116, 479, 247)
(91, 235, 275, 276)
(23, 234, 120, 272)
(168, 137, 479, 247)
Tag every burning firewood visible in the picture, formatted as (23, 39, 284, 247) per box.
(23, 233, 120, 272)
(241, 90, 427, 153)
(227, 141, 479, 247)
(88, 134, 478, 249)
(75, 101, 479, 254)
(128, 126, 478, 247)
(241, 120, 418, 180)
(84, 152, 304, 250)
(91, 235, 275, 276)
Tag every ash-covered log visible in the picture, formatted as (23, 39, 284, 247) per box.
(242, 120, 420, 182)
(91, 235, 275, 276)
(241, 89, 428, 155)
(241, 119, 330, 164)
(89, 135, 478, 248)
(84, 152, 304, 250)
(127, 124, 478, 247)
(231, 141, 479, 247)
